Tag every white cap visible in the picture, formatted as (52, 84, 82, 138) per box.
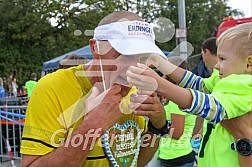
(94, 20, 167, 60)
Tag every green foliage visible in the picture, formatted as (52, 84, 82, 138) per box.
(0, 0, 244, 88)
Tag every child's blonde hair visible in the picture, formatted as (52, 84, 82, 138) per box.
(216, 22, 252, 60)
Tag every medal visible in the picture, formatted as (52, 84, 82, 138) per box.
(102, 120, 141, 167)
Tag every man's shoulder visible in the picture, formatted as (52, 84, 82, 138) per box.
(42, 68, 77, 81)
(25, 80, 37, 84)
(37, 65, 90, 94)
(35, 68, 77, 90)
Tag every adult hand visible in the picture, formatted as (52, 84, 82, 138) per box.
(220, 111, 252, 140)
(129, 90, 166, 129)
(126, 63, 160, 92)
(85, 84, 124, 132)
(220, 111, 252, 167)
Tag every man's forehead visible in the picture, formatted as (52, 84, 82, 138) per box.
(91, 54, 151, 66)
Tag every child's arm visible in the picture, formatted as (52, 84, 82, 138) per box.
(178, 70, 211, 93)
(147, 56, 186, 84)
(127, 64, 228, 124)
(147, 57, 212, 93)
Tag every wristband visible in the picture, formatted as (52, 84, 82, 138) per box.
(148, 120, 171, 136)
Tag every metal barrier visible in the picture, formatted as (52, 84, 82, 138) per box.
(0, 105, 26, 163)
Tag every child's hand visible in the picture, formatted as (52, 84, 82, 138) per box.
(126, 63, 160, 91)
(146, 55, 178, 75)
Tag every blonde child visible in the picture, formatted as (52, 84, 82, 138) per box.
(127, 22, 252, 167)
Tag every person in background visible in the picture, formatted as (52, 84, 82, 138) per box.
(192, 59, 211, 78)
(201, 37, 220, 89)
(11, 77, 18, 97)
(192, 36, 218, 80)
(25, 73, 37, 98)
(7, 74, 13, 97)
(2, 77, 9, 96)
(19, 86, 27, 97)
(158, 57, 196, 167)
(0, 77, 6, 98)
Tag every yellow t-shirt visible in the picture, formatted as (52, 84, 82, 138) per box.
(21, 65, 147, 167)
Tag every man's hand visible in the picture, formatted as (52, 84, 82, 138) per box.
(133, 90, 166, 167)
(220, 111, 252, 167)
(128, 90, 166, 129)
(220, 111, 252, 140)
(85, 84, 124, 132)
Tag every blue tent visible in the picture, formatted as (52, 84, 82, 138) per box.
(42, 45, 173, 74)
(42, 45, 93, 72)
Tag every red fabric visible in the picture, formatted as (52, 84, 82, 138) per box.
(216, 17, 252, 37)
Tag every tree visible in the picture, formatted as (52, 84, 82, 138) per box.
(0, 0, 245, 87)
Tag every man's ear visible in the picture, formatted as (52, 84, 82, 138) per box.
(89, 39, 99, 59)
(245, 55, 252, 73)
(205, 49, 212, 56)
